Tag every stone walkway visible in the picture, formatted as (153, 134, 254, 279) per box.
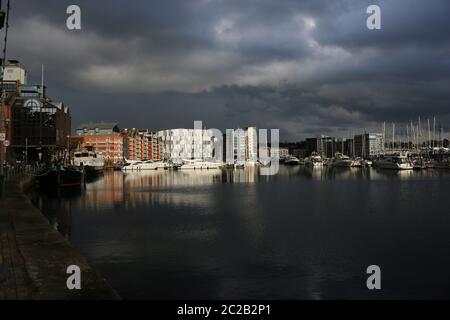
(0, 177, 119, 300)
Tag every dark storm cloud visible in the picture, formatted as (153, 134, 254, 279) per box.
(5, 0, 450, 140)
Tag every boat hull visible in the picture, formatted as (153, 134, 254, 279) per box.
(37, 168, 84, 188)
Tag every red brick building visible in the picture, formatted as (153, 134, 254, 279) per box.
(76, 122, 123, 164)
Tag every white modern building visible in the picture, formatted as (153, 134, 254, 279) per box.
(157, 128, 220, 161)
(224, 128, 247, 163)
(246, 126, 258, 162)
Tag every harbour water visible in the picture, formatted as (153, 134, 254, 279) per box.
(28, 166, 450, 299)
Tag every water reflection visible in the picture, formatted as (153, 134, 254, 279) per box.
(29, 189, 75, 240)
(28, 165, 450, 299)
(33, 166, 450, 214)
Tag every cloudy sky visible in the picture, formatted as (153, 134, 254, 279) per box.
(6, 0, 450, 140)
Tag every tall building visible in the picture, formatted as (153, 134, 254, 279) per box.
(305, 135, 337, 158)
(246, 126, 258, 162)
(121, 128, 160, 161)
(224, 128, 246, 163)
(354, 133, 384, 158)
(76, 122, 123, 164)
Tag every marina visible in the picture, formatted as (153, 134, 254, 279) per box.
(0, 0, 449, 304)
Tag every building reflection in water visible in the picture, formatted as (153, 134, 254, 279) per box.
(30, 166, 450, 242)
(73, 166, 450, 211)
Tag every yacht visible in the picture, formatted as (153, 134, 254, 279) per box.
(305, 152, 323, 167)
(373, 155, 413, 170)
(284, 155, 301, 165)
(73, 150, 104, 174)
(179, 159, 224, 170)
(135, 160, 170, 170)
(351, 157, 363, 168)
(331, 153, 353, 168)
(121, 161, 143, 171)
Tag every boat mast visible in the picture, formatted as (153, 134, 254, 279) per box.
(392, 122, 395, 153)
(406, 124, 410, 152)
(433, 116, 436, 152)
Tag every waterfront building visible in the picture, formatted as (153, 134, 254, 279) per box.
(148, 131, 161, 160)
(76, 122, 123, 164)
(122, 128, 143, 161)
(223, 128, 246, 163)
(3, 61, 71, 164)
(10, 98, 71, 163)
(157, 128, 218, 161)
(121, 128, 160, 161)
(246, 126, 258, 162)
(306, 135, 336, 158)
(354, 133, 384, 158)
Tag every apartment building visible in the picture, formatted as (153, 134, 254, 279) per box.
(76, 122, 123, 164)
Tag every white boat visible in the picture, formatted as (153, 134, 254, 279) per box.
(284, 155, 300, 165)
(373, 155, 413, 170)
(351, 157, 363, 167)
(73, 150, 104, 172)
(179, 159, 224, 170)
(136, 160, 170, 170)
(121, 161, 144, 171)
(305, 152, 323, 167)
(331, 153, 353, 168)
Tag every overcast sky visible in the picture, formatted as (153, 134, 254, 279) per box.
(6, 0, 450, 140)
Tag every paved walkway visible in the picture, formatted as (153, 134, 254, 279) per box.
(0, 176, 119, 300)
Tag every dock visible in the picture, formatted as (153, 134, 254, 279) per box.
(0, 176, 120, 300)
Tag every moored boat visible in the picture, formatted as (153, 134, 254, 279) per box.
(284, 155, 300, 165)
(179, 160, 224, 170)
(351, 157, 363, 168)
(373, 154, 413, 170)
(37, 165, 84, 188)
(331, 153, 353, 168)
(305, 152, 323, 167)
(73, 150, 104, 177)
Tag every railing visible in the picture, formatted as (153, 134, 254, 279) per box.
(0, 163, 45, 180)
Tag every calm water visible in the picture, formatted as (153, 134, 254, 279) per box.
(29, 166, 450, 299)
